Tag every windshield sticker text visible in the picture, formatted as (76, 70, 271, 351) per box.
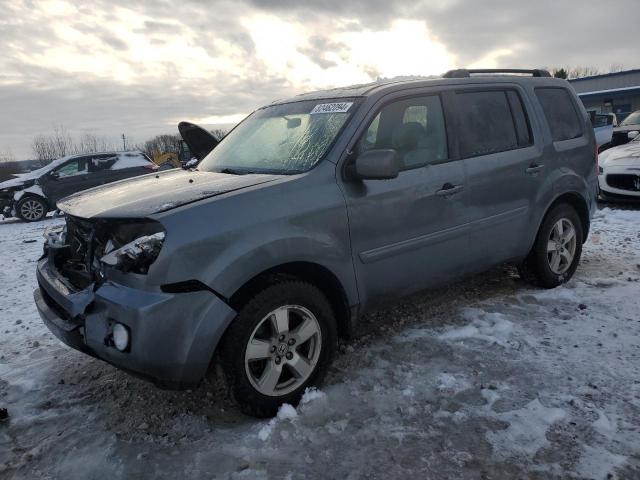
(310, 102, 353, 114)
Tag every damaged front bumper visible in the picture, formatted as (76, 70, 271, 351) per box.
(34, 256, 237, 389)
(0, 196, 13, 217)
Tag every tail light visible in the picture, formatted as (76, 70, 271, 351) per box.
(595, 144, 601, 175)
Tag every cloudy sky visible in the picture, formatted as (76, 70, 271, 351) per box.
(1, 0, 638, 159)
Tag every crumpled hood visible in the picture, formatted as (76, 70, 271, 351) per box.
(0, 177, 29, 190)
(0, 171, 41, 189)
(58, 169, 281, 218)
(600, 142, 640, 167)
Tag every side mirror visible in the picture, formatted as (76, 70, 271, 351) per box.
(49, 171, 59, 179)
(353, 149, 400, 180)
(628, 131, 639, 140)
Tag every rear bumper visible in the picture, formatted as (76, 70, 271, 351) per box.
(35, 257, 237, 389)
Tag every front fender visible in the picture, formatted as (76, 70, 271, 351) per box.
(209, 235, 354, 301)
(148, 162, 358, 308)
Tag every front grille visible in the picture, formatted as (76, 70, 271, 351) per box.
(60, 216, 99, 290)
(66, 216, 95, 259)
(606, 174, 640, 192)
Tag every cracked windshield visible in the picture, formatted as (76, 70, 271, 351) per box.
(198, 99, 356, 174)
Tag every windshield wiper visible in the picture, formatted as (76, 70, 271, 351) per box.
(218, 168, 247, 175)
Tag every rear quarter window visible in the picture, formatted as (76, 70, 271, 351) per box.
(535, 87, 583, 142)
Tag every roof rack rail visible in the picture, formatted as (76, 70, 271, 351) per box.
(443, 68, 552, 78)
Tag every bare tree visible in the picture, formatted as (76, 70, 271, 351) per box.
(31, 125, 76, 164)
(142, 134, 182, 159)
(32, 126, 120, 164)
(551, 64, 629, 80)
(609, 63, 625, 73)
(567, 66, 601, 79)
(32, 135, 57, 165)
(210, 128, 228, 141)
(51, 124, 74, 158)
(0, 148, 15, 163)
(31, 126, 229, 165)
(76, 133, 115, 154)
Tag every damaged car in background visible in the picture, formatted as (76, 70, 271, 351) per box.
(34, 69, 597, 418)
(0, 151, 158, 222)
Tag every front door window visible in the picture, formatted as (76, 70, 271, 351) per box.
(359, 95, 449, 169)
(54, 158, 88, 177)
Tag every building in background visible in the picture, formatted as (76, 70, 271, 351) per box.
(569, 69, 640, 122)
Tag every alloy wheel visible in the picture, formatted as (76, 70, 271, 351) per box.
(244, 305, 322, 397)
(20, 199, 45, 221)
(547, 218, 577, 275)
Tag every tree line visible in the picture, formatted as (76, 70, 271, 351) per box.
(26, 125, 228, 164)
(551, 63, 626, 79)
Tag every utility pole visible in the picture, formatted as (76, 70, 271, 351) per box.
(122, 134, 126, 151)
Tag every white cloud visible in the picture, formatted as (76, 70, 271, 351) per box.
(242, 15, 455, 89)
(468, 48, 517, 69)
(0, 0, 637, 159)
(338, 19, 455, 78)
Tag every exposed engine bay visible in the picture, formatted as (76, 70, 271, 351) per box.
(44, 215, 165, 290)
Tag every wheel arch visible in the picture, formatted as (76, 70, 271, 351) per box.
(227, 261, 354, 340)
(16, 193, 51, 219)
(18, 192, 50, 206)
(543, 192, 590, 243)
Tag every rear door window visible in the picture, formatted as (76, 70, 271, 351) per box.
(88, 154, 118, 172)
(456, 90, 519, 158)
(535, 88, 583, 141)
(88, 153, 152, 172)
(360, 95, 448, 170)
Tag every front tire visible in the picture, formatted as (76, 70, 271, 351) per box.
(519, 203, 583, 288)
(16, 196, 48, 222)
(219, 280, 337, 418)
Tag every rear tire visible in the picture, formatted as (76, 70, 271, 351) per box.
(219, 280, 337, 418)
(16, 196, 48, 222)
(519, 203, 583, 288)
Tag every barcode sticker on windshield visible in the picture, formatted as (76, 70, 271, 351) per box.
(310, 102, 353, 114)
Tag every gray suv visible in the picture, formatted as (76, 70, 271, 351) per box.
(34, 69, 597, 417)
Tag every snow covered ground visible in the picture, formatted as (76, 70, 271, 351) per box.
(1, 208, 639, 479)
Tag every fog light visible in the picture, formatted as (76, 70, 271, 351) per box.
(112, 323, 130, 352)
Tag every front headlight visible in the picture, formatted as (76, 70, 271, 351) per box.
(100, 232, 165, 273)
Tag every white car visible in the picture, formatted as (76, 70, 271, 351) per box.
(592, 112, 616, 149)
(598, 132, 640, 201)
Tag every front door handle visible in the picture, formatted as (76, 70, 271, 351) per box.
(526, 164, 545, 175)
(436, 183, 464, 197)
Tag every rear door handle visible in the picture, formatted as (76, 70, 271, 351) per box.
(526, 164, 545, 175)
(436, 183, 464, 197)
